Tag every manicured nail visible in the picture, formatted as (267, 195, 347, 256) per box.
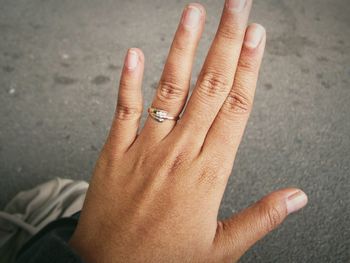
(244, 24, 265, 48)
(286, 190, 308, 215)
(182, 5, 202, 28)
(226, 0, 246, 12)
(125, 49, 138, 70)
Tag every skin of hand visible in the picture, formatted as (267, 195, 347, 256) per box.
(69, 0, 308, 262)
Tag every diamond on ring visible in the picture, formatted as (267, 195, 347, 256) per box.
(148, 107, 179, 123)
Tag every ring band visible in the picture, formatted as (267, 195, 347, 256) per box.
(148, 107, 180, 123)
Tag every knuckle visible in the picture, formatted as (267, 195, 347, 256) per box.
(217, 23, 244, 41)
(115, 104, 142, 120)
(157, 80, 186, 102)
(133, 147, 157, 172)
(197, 70, 231, 100)
(238, 56, 259, 73)
(172, 36, 189, 53)
(198, 168, 218, 185)
(198, 154, 227, 185)
(197, 159, 222, 185)
(223, 89, 252, 115)
(154, 137, 196, 176)
(166, 151, 188, 174)
(119, 78, 133, 90)
(258, 200, 284, 232)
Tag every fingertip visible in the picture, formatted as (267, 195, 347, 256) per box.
(212, 187, 308, 261)
(186, 3, 206, 16)
(244, 23, 266, 49)
(131, 48, 145, 63)
(285, 189, 308, 215)
(124, 48, 139, 71)
(124, 48, 144, 72)
(263, 188, 308, 215)
(181, 3, 206, 30)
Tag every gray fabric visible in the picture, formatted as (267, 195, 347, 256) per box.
(0, 178, 88, 263)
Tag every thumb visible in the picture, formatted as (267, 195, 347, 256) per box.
(213, 188, 308, 262)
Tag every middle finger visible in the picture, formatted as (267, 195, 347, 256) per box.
(174, 0, 252, 145)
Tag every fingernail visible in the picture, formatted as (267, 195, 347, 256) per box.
(226, 0, 246, 12)
(286, 190, 308, 215)
(244, 24, 265, 48)
(125, 49, 138, 70)
(182, 5, 202, 28)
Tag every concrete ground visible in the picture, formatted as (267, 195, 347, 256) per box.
(0, 0, 349, 262)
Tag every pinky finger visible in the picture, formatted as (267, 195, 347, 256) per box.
(107, 48, 144, 154)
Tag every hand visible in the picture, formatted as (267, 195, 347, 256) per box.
(69, 1, 308, 262)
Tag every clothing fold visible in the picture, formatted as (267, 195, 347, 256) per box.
(0, 178, 88, 263)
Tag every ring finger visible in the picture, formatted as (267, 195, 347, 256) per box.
(140, 3, 205, 143)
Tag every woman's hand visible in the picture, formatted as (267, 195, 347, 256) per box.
(69, 1, 308, 262)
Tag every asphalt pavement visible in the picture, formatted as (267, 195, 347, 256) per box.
(0, 0, 349, 262)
